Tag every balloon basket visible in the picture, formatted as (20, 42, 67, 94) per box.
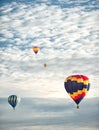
(77, 105, 79, 109)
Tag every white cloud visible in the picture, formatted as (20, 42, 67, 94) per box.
(0, 1, 99, 98)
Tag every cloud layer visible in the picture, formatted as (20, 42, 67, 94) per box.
(0, 98, 99, 130)
(0, 0, 99, 97)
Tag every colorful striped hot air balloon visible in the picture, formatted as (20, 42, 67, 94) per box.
(33, 46, 40, 54)
(8, 95, 20, 110)
(64, 75, 90, 108)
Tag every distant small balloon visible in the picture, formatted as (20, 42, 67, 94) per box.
(44, 63, 47, 67)
(33, 46, 40, 54)
(8, 95, 20, 110)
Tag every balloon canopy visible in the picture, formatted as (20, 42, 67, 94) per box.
(8, 95, 20, 110)
(64, 75, 90, 108)
(32, 46, 40, 54)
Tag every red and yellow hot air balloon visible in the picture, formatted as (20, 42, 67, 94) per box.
(33, 46, 40, 54)
(64, 75, 90, 108)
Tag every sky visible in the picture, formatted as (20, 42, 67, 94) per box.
(0, 0, 99, 98)
(0, 98, 99, 130)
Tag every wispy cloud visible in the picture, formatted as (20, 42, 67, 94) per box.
(0, 1, 99, 97)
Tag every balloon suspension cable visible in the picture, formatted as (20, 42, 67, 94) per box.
(77, 105, 79, 109)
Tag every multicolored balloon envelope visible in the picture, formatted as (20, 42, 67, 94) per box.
(33, 46, 40, 54)
(64, 75, 90, 108)
(8, 95, 20, 110)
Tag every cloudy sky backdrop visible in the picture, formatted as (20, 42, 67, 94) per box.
(0, 1, 99, 130)
(0, 0, 99, 98)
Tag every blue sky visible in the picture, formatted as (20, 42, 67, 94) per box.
(0, 0, 99, 98)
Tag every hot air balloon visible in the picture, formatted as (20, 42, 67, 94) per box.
(8, 95, 20, 110)
(64, 75, 90, 108)
(33, 46, 40, 54)
(44, 63, 47, 68)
